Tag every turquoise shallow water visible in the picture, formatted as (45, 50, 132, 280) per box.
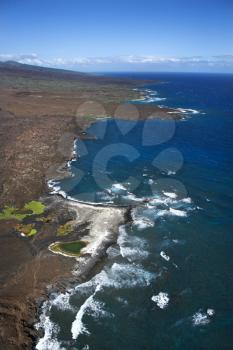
(37, 73, 233, 350)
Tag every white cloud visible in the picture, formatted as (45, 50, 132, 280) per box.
(0, 53, 233, 70)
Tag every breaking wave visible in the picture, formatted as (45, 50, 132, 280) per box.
(71, 286, 110, 340)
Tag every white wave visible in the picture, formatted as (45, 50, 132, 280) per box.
(106, 245, 121, 258)
(110, 183, 127, 194)
(192, 312, 210, 326)
(119, 245, 149, 262)
(111, 263, 155, 287)
(51, 292, 72, 310)
(36, 302, 64, 350)
(117, 225, 149, 261)
(47, 180, 68, 198)
(96, 191, 113, 201)
(160, 251, 170, 261)
(71, 298, 91, 339)
(174, 108, 200, 114)
(207, 308, 215, 316)
(192, 308, 215, 327)
(122, 193, 144, 203)
(133, 217, 154, 230)
(185, 108, 200, 114)
(172, 239, 180, 244)
(131, 192, 194, 222)
(132, 88, 166, 104)
(163, 192, 177, 199)
(71, 287, 107, 340)
(75, 263, 155, 293)
(148, 197, 170, 206)
(151, 292, 169, 309)
(148, 195, 185, 207)
(38, 235, 155, 347)
(182, 197, 192, 204)
(144, 97, 167, 103)
(57, 190, 67, 198)
(169, 208, 187, 217)
(167, 170, 176, 175)
(152, 209, 170, 218)
(48, 180, 59, 192)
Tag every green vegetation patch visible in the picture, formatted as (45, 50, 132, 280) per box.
(0, 200, 45, 221)
(57, 223, 73, 236)
(24, 201, 45, 215)
(15, 223, 37, 237)
(0, 206, 28, 221)
(50, 240, 86, 257)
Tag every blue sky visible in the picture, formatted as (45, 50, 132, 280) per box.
(0, 0, 233, 72)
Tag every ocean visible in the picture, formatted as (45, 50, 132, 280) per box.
(36, 73, 233, 350)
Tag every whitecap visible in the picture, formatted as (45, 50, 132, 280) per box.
(182, 197, 192, 204)
(71, 288, 108, 340)
(106, 245, 121, 259)
(156, 209, 170, 217)
(131, 88, 166, 104)
(169, 208, 187, 217)
(163, 192, 177, 199)
(117, 225, 149, 261)
(111, 183, 127, 194)
(47, 180, 68, 198)
(148, 197, 170, 206)
(110, 263, 155, 288)
(151, 292, 169, 309)
(96, 191, 113, 202)
(133, 217, 154, 230)
(160, 251, 170, 261)
(36, 302, 64, 350)
(172, 239, 181, 244)
(192, 312, 210, 326)
(192, 308, 215, 326)
(122, 193, 145, 203)
(207, 308, 215, 316)
(51, 292, 72, 311)
(176, 108, 200, 114)
(37, 262, 156, 347)
(185, 108, 200, 114)
(167, 170, 176, 175)
(74, 263, 156, 293)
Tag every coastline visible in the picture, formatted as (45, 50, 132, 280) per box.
(0, 67, 182, 349)
(34, 121, 131, 348)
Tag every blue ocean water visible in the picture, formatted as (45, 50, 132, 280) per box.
(37, 73, 233, 350)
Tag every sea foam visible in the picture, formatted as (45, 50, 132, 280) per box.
(192, 309, 215, 326)
(71, 287, 108, 340)
(151, 292, 170, 309)
(160, 251, 170, 261)
(117, 225, 149, 261)
(36, 302, 64, 350)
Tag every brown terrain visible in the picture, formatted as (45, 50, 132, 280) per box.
(0, 62, 180, 349)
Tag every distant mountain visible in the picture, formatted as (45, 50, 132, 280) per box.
(0, 60, 97, 81)
(0, 61, 156, 86)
